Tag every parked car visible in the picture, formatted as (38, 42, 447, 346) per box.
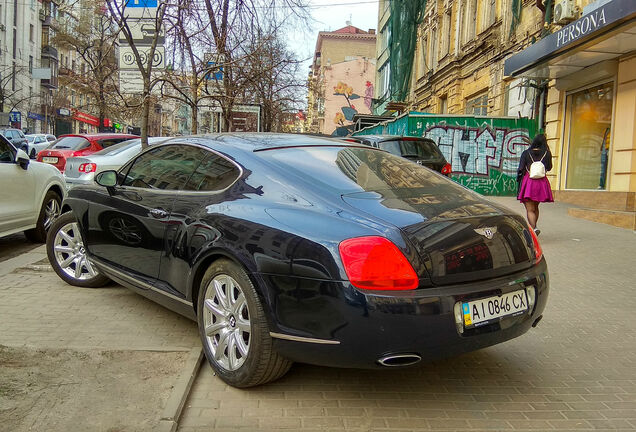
(47, 134, 548, 388)
(0, 136, 65, 242)
(25, 133, 57, 159)
(36, 133, 138, 173)
(64, 137, 172, 189)
(349, 135, 452, 176)
(0, 128, 29, 153)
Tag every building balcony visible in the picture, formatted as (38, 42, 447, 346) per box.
(41, 45, 58, 60)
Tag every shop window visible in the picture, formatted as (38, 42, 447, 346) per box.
(465, 93, 488, 116)
(565, 81, 614, 190)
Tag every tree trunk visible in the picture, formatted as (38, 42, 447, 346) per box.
(141, 95, 151, 149)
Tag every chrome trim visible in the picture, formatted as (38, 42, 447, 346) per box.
(269, 332, 340, 345)
(92, 258, 193, 306)
(377, 354, 422, 367)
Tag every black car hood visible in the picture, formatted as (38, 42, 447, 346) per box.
(341, 188, 536, 286)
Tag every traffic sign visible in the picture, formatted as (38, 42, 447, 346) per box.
(119, 46, 165, 70)
(124, 0, 158, 18)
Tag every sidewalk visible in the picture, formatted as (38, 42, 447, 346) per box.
(177, 197, 636, 432)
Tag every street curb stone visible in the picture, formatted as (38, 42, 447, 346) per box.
(160, 347, 204, 432)
(0, 244, 46, 276)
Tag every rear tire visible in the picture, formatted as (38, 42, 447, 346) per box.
(197, 259, 292, 387)
(25, 190, 61, 242)
(29, 148, 36, 159)
(46, 212, 110, 288)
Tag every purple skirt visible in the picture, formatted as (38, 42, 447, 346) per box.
(517, 173, 554, 203)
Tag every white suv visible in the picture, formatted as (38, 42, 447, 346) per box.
(0, 137, 66, 242)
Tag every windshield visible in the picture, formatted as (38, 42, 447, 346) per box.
(378, 139, 444, 160)
(92, 137, 168, 156)
(26, 136, 36, 142)
(260, 146, 460, 195)
(51, 136, 90, 150)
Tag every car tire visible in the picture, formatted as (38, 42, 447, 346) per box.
(197, 259, 292, 387)
(29, 148, 36, 159)
(46, 212, 111, 288)
(25, 190, 62, 242)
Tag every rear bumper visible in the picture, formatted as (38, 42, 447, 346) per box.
(64, 175, 94, 189)
(260, 258, 549, 369)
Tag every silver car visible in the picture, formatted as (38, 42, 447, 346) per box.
(64, 137, 171, 188)
(25, 134, 57, 159)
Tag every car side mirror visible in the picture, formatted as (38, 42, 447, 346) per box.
(15, 149, 30, 170)
(95, 170, 118, 187)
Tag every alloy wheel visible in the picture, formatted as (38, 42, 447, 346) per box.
(43, 198, 61, 231)
(53, 222, 99, 280)
(203, 274, 251, 371)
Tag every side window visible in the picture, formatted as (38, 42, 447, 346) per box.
(6, 130, 15, 139)
(47, 135, 56, 141)
(122, 144, 206, 190)
(185, 152, 240, 191)
(0, 138, 16, 163)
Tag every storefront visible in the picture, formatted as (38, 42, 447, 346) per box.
(72, 110, 99, 134)
(505, 0, 636, 197)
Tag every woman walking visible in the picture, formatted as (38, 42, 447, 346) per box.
(517, 134, 553, 235)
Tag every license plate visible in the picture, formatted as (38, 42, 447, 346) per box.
(42, 157, 58, 164)
(461, 289, 528, 327)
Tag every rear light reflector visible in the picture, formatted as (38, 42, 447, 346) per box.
(441, 163, 452, 176)
(529, 226, 543, 263)
(78, 163, 97, 173)
(338, 236, 418, 290)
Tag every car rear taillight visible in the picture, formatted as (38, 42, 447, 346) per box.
(529, 226, 543, 263)
(338, 236, 418, 290)
(441, 163, 452, 176)
(78, 163, 97, 173)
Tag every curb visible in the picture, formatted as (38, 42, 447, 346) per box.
(0, 244, 47, 276)
(158, 347, 204, 432)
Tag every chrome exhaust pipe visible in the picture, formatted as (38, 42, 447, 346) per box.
(377, 353, 422, 367)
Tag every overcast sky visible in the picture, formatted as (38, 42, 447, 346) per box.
(289, 0, 380, 73)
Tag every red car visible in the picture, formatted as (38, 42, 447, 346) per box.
(37, 133, 138, 172)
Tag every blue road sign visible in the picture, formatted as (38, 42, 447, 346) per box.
(126, 0, 157, 8)
(206, 62, 223, 81)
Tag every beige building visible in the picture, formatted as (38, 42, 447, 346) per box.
(307, 25, 376, 134)
(408, 0, 543, 118)
(506, 0, 636, 228)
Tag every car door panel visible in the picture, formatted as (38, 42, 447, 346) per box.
(0, 140, 36, 232)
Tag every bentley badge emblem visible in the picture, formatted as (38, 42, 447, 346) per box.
(474, 227, 497, 239)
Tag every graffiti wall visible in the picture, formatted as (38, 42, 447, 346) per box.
(354, 114, 538, 196)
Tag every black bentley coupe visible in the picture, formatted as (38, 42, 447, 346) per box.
(47, 133, 548, 387)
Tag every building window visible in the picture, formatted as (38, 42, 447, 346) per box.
(465, 92, 489, 116)
(465, 0, 477, 43)
(29, 55, 33, 73)
(482, 0, 496, 30)
(441, 10, 452, 57)
(29, 25, 34, 42)
(440, 95, 448, 114)
(565, 81, 614, 190)
(431, 27, 438, 68)
(418, 35, 428, 78)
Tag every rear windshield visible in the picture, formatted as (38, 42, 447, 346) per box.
(260, 146, 462, 195)
(26, 136, 36, 142)
(51, 136, 90, 150)
(93, 138, 141, 156)
(377, 139, 444, 161)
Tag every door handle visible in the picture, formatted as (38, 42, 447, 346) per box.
(149, 208, 168, 219)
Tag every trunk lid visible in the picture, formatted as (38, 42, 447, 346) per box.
(341, 188, 536, 286)
(64, 157, 93, 178)
(37, 149, 74, 172)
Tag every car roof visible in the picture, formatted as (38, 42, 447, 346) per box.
(58, 133, 138, 139)
(190, 133, 363, 152)
(355, 135, 435, 142)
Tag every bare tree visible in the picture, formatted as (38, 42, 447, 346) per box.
(53, 2, 121, 131)
(0, 64, 38, 113)
(242, 33, 306, 132)
(107, 0, 169, 147)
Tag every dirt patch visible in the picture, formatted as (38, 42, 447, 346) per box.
(0, 345, 189, 432)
